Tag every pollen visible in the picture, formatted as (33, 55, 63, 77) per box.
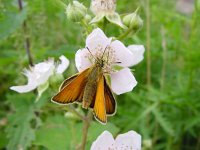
(91, 0, 116, 15)
(87, 44, 118, 74)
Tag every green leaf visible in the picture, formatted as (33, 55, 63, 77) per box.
(34, 115, 72, 150)
(0, 8, 27, 40)
(6, 94, 36, 150)
(6, 93, 45, 150)
(152, 109, 174, 136)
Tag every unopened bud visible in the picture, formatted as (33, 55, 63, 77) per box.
(66, 1, 87, 22)
(123, 12, 143, 30)
(85, 14, 92, 23)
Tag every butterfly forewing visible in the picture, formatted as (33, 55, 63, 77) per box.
(59, 74, 78, 91)
(52, 68, 91, 104)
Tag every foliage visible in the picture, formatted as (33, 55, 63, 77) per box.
(0, 0, 200, 150)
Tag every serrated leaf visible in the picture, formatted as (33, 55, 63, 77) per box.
(152, 109, 174, 136)
(6, 93, 45, 150)
(34, 115, 71, 150)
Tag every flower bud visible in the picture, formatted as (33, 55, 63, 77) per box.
(66, 1, 87, 22)
(196, 0, 200, 11)
(85, 14, 92, 23)
(49, 73, 64, 89)
(123, 12, 143, 30)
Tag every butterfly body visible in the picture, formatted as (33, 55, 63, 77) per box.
(82, 65, 103, 109)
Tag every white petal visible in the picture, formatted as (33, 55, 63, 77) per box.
(86, 28, 111, 54)
(110, 40, 134, 67)
(75, 48, 92, 72)
(34, 59, 55, 85)
(115, 131, 142, 150)
(110, 68, 137, 95)
(90, 131, 115, 150)
(128, 45, 145, 66)
(10, 82, 37, 93)
(56, 55, 70, 74)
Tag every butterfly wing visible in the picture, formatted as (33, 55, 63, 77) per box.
(93, 75, 107, 124)
(51, 68, 91, 104)
(59, 74, 78, 91)
(104, 77, 116, 115)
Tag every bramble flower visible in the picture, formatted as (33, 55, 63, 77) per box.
(90, 0, 125, 28)
(75, 28, 145, 95)
(90, 130, 141, 150)
(10, 55, 69, 99)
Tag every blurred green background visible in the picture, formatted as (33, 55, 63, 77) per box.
(0, 0, 200, 149)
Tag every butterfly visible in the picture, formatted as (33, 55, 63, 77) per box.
(51, 48, 116, 124)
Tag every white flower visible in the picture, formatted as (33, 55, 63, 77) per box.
(91, 0, 116, 15)
(75, 28, 144, 95)
(90, 130, 141, 150)
(10, 55, 69, 94)
(90, 0, 125, 28)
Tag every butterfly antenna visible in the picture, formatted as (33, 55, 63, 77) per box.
(86, 47, 98, 62)
(101, 45, 109, 60)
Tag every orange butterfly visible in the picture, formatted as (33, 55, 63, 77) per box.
(51, 53, 116, 124)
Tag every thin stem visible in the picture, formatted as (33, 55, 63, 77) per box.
(78, 111, 93, 150)
(117, 28, 134, 40)
(81, 20, 92, 35)
(17, 0, 33, 66)
(160, 26, 167, 91)
(102, 18, 107, 32)
(66, 106, 86, 121)
(146, 0, 151, 86)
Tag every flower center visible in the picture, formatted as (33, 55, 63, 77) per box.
(87, 44, 119, 74)
(91, 0, 116, 14)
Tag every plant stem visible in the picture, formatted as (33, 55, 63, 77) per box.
(160, 26, 167, 91)
(102, 18, 107, 32)
(117, 28, 133, 40)
(79, 111, 93, 150)
(146, 0, 151, 86)
(17, 0, 33, 66)
(67, 106, 86, 121)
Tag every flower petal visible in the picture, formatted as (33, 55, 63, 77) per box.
(86, 28, 111, 54)
(115, 131, 142, 150)
(128, 45, 145, 66)
(34, 59, 55, 85)
(10, 80, 37, 93)
(56, 55, 70, 74)
(75, 48, 93, 72)
(90, 131, 115, 150)
(110, 68, 137, 95)
(110, 40, 134, 67)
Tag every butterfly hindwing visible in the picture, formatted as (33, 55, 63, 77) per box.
(93, 75, 107, 124)
(51, 68, 91, 104)
(104, 76, 116, 115)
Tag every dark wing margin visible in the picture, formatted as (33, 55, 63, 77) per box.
(104, 76, 116, 115)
